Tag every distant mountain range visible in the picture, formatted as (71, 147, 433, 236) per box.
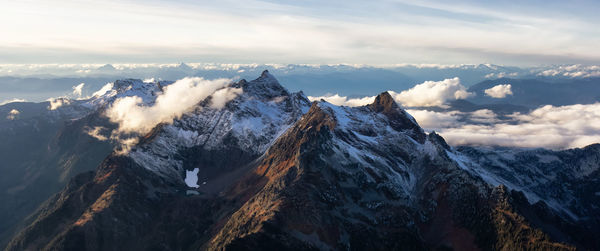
(2, 63, 599, 103)
(1, 72, 599, 250)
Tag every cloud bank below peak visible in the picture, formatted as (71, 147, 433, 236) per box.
(408, 103, 600, 150)
(308, 77, 473, 108)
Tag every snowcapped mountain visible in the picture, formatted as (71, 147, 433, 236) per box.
(4, 71, 599, 250)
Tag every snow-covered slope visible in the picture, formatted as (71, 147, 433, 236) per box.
(455, 145, 600, 220)
(128, 71, 311, 185)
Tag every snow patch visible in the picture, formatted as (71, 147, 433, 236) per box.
(185, 168, 200, 188)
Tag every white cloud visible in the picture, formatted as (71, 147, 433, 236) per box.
(484, 72, 519, 79)
(105, 77, 239, 135)
(47, 97, 71, 110)
(409, 103, 600, 149)
(308, 78, 473, 108)
(0, 98, 26, 105)
(85, 126, 108, 141)
(468, 109, 499, 123)
(535, 65, 600, 78)
(72, 83, 85, 97)
(405, 109, 462, 129)
(209, 87, 243, 109)
(6, 109, 20, 120)
(307, 94, 375, 107)
(391, 77, 473, 107)
(484, 84, 513, 98)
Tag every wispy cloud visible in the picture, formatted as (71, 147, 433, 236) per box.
(105, 77, 241, 153)
(1, 0, 598, 64)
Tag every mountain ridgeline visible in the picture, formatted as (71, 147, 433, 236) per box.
(4, 71, 600, 250)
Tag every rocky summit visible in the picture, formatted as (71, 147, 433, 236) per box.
(5, 71, 600, 250)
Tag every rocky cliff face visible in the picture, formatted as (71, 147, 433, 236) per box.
(5, 72, 599, 250)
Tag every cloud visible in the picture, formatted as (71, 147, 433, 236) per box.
(47, 97, 71, 110)
(209, 87, 243, 109)
(484, 84, 512, 98)
(307, 94, 375, 107)
(6, 109, 20, 120)
(308, 77, 473, 108)
(72, 83, 85, 97)
(391, 78, 473, 107)
(85, 126, 109, 141)
(106, 77, 238, 135)
(0, 98, 26, 105)
(406, 109, 462, 128)
(535, 65, 600, 78)
(409, 103, 600, 149)
(484, 72, 519, 79)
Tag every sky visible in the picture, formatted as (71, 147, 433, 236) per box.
(1, 0, 599, 65)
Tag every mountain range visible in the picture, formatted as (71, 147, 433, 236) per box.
(1, 71, 599, 250)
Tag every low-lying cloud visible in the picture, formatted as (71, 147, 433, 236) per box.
(6, 109, 20, 120)
(106, 77, 239, 135)
(85, 126, 109, 141)
(307, 94, 375, 107)
(484, 84, 513, 98)
(392, 78, 473, 107)
(105, 77, 241, 153)
(47, 97, 71, 110)
(536, 65, 600, 78)
(408, 103, 600, 149)
(308, 78, 473, 108)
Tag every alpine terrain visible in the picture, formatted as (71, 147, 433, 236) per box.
(4, 71, 600, 250)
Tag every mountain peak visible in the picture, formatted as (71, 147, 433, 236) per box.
(367, 91, 425, 142)
(97, 64, 116, 71)
(368, 91, 398, 113)
(256, 69, 277, 82)
(237, 70, 288, 99)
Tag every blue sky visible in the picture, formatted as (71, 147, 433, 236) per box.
(1, 0, 599, 65)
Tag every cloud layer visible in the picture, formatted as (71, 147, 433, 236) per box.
(2, 1, 599, 65)
(308, 78, 472, 108)
(408, 103, 600, 149)
(308, 83, 600, 149)
(484, 84, 512, 98)
(307, 94, 375, 107)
